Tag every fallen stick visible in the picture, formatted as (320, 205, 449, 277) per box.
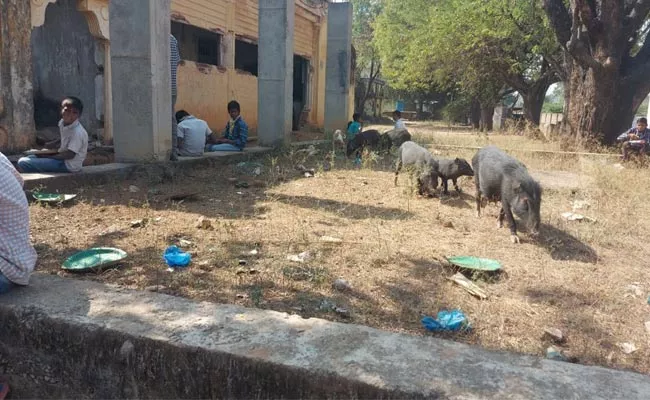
(447, 272, 489, 300)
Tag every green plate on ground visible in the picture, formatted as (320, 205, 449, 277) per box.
(446, 256, 502, 272)
(33, 193, 77, 203)
(62, 247, 127, 272)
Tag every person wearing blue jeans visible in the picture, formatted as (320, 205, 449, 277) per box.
(207, 100, 248, 152)
(18, 96, 88, 173)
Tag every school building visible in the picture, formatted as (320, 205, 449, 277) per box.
(0, 0, 354, 162)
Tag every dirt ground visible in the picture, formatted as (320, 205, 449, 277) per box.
(29, 122, 650, 374)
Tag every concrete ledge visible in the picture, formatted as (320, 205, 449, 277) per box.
(1, 275, 649, 399)
(21, 146, 272, 191)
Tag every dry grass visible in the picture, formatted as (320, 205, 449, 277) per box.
(30, 122, 650, 373)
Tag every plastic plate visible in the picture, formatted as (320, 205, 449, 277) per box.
(446, 256, 502, 272)
(23, 149, 59, 156)
(62, 247, 128, 272)
(32, 193, 77, 203)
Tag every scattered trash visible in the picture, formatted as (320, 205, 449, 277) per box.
(572, 200, 591, 211)
(178, 239, 193, 248)
(236, 161, 264, 176)
(163, 245, 192, 268)
(236, 293, 249, 299)
(130, 218, 149, 228)
(62, 247, 128, 272)
(624, 284, 644, 298)
(320, 236, 343, 243)
(333, 278, 352, 292)
(32, 193, 77, 204)
(543, 327, 565, 343)
(446, 256, 502, 272)
(236, 191, 244, 195)
(196, 216, 214, 230)
(645, 321, 650, 336)
(247, 249, 259, 256)
(296, 164, 316, 177)
(421, 310, 470, 332)
(561, 212, 595, 222)
(287, 251, 313, 263)
(447, 273, 488, 300)
(617, 342, 638, 354)
(128, 185, 140, 193)
(235, 181, 250, 188)
(154, 217, 162, 223)
(236, 267, 259, 275)
(334, 307, 350, 317)
(546, 346, 569, 362)
(442, 221, 454, 229)
(238, 259, 247, 266)
(304, 171, 315, 178)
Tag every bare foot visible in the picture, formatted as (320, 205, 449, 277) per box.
(510, 235, 520, 244)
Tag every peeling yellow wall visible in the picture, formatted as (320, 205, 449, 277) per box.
(171, 0, 327, 134)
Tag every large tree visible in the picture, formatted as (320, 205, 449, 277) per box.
(543, 0, 650, 142)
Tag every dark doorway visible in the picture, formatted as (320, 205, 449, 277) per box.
(235, 40, 258, 76)
(293, 55, 309, 131)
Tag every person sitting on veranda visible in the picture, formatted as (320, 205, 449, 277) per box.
(346, 113, 362, 142)
(17, 96, 88, 173)
(617, 117, 650, 161)
(206, 101, 248, 152)
(393, 110, 406, 130)
(175, 110, 213, 157)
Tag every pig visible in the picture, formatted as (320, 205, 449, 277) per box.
(394, 141, 440, 196)
(385, 128, 412, 148)
(346, 129, 382, 158)
(472, 145, 542, 244)
(437, 158, 474, 195)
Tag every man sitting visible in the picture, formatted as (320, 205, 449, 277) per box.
(207, 101, 248, 152)
(393, 110, 406, 130)
(18, 96, 88, 173)
(0, 152, 37, 294)
(617, 117, 650, 161)
(175, 110, 213, 157)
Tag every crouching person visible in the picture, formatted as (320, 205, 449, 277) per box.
(0, 152, 37, 294)
(207, 101, 248, 152)
(618, 117, 650, 161)
(18, 96, 88, 173)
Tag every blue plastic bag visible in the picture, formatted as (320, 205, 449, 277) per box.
(163, 245, 191, 268)
(421, 309, 470, 332)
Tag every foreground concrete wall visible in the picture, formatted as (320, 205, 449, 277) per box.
(0, 0, 36, 152)
(2, 275, 650, 399)
(31, 0, 100, 136)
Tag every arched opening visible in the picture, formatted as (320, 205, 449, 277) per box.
(31, 0, 103, 143)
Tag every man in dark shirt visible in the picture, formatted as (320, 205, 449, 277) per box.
(617, 117, 650, 161)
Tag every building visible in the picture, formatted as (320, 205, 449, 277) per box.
(0, 0, 354, 161)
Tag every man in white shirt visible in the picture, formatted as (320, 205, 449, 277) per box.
(0, 152, 37, 293)
(393, 110, 406, 130)
(17, 96, 88, 173)
(175, 110, 213, 157)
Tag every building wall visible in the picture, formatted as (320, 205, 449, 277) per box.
(171, 0, 327, 135)
(30, 0, 101, 135)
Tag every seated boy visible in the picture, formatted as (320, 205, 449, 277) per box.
(617, 117, 650, 161)
(207, 101, 248, 152)
(176, 110, 213, 157)
(346, 113, 362, 141)
(18, 96, 88, 173)
(0, 152, 37, 294)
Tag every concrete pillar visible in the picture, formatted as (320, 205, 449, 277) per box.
(257, 0, 294, 147)
(324, 2, 353, 134)
(109, 0, 172, 162)
(0, 0, 36, 151)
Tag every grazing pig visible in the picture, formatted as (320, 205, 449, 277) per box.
(472, 146, 542, 244)
(385, 128, 412, 148)
(438, 158, 474, 195)
(346, 129, 381, 158)
(394, 141, 440, 196)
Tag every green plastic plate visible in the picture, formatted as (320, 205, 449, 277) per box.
(33, 193, 77, 203)
(62, 247, 127, 272)
(446, 256, 502, 271)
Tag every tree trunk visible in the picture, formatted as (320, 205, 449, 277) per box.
(479, 104, 494, 132)
(564, 59, 645, 143)
(470, 99, 481, 129)
(522, 81, 552, 126)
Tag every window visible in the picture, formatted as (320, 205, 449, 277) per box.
(235, 39, 258, 76)
(171, 21, 221, 66)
